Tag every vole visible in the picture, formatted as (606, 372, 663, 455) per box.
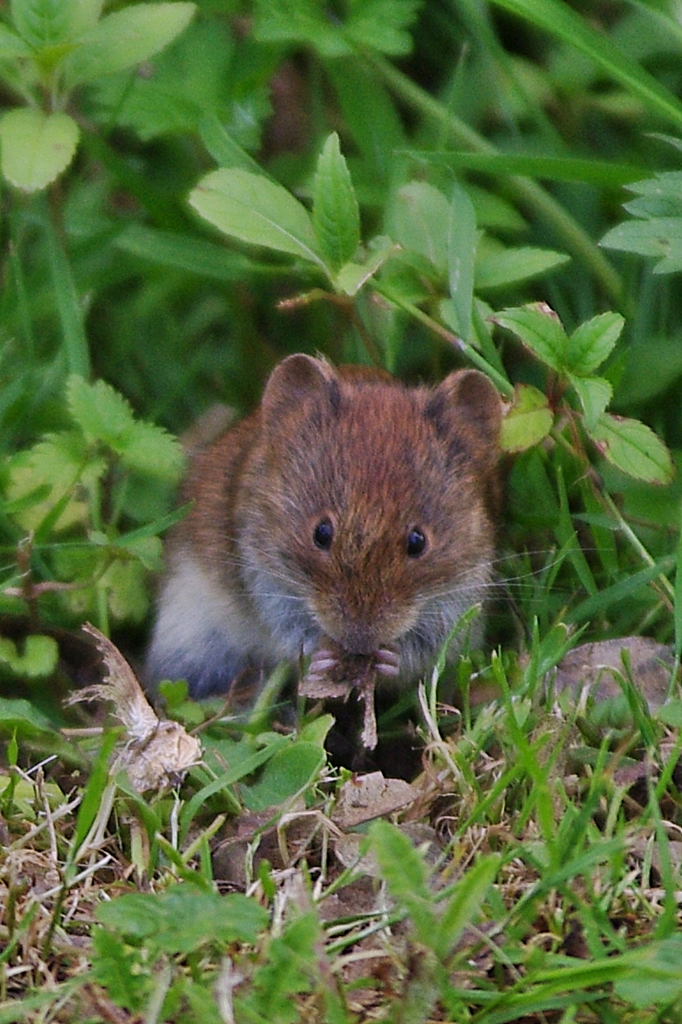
(145, 354, 502, 701)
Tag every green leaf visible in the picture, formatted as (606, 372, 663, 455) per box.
(566, 312, 623, 375)
(500, 384, 553, 452)
(63, 2, 196, 87)
(615, 936, 682, 1007)
(0, 635, 59, 679)
(570, 376, 612, 431)
(96, 886, 268, 952)
(344, 0, 421, 56)
(241, 742, 325, 812)
(447, 183, 476, 339)
(115, 225, 258, 282)
(118, 420, 184, 481)
(476, 246, 569, 290)
(312, 132, 360, 274)
(0, 108, 79, 191)
(601, 217, 682, 274)
(0, 24, 32, 58)
(369, 820, 438, 945)
(0, 697, 55, 734)
(66, 375, 134, 446)
(10, 0, 76, 47)
(189, 168, 324, 269)
(490, 0, 682, 133)
(492, 303, 567, 372)
(590, 413, 674, 484)
(390, 181, 449, 274)
(436, 854, 500, 958)
(254, 0, 351, 57)
(572, 375, 613, 431)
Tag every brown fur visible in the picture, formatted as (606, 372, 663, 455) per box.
(146, 355, 501, 697)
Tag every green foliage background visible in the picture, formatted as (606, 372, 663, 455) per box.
(4, 3, 682, 1021)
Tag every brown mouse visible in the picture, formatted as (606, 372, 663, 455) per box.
(145, 354, 501, 699)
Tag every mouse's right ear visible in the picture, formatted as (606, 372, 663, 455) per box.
(261, 354, 340, 425)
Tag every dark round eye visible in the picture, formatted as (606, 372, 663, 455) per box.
(406, 528, 427, 558)
(313, 518, 334, 551)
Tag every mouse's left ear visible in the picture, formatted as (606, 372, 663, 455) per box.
(426, 369, 502, 454)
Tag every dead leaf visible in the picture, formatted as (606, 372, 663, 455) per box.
(67, 624, 202, 792)
(552, 638, 675, 711)
(333, 771, 419, 828)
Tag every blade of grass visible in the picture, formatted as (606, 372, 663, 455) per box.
(491, 0, 682, 133)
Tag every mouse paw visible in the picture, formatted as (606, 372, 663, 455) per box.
(374, 646, 400, 679)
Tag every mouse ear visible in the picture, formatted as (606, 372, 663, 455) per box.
(261, 354, 340, 425)
(426, 369, 501, 454)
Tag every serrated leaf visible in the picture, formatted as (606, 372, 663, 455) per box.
(590, 413, 674, 484)
(447, 183, 476, 339)
(63, 2, 196, 87)
(344, 0, 421, 56)
(476, 246, 569, 289)
(601, 217, 682, 274)
(312, 132, 360, 274)
(501, 384, 553, 452)
(253, 0, 351, 56)
(66, 376, 134, 446)
(6, 431, 104, 532)
(566, 312, 623, 375)
(390, 181, 449, 274)
(119, 420, 184, 480)
(0, 108, 79, 191)
(492, 304, 567, 372)
(189, 167, 324, 268)
(570, 375, 613, 431)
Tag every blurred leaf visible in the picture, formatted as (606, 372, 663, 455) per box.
(447, 183, 476, 339)
(96, 885, 268, 952)
(476, 247, 569, 290)
(369, 820, 437, 943)
(493, 304, 567, 371)
(344, 0, 422, 56)
(0, 109, 79, 191)
(0, 634, 59, 679)
(590, 413, 674, 483)
(189, 168, 325, 269)
(616, 936, 682, 1006)
(491, 0, 682, 132)
(115, 224, 258, 282)
(390, 181, 449, 274)
(117, 421, 184, 480)
(408, 149, 647, 187)
(435, 854, 500, 958)
(10, 0, 77, 47)
(501, 384, 553, 452)
(566, 312, 624, 375)
(63, 2, 196, 87)
(0, 697, 55, 734)
(312, 132, 360, 273)
(0, 24, 32, 58)
(601, 217, 682, 274)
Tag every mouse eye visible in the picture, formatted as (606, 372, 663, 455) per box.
(313, 518, 334, 551)
(406, 528, 427, 558)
